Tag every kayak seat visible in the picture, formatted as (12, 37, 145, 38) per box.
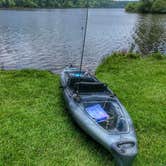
(68, 77, 96, 89)
(74, 82, 107, 93)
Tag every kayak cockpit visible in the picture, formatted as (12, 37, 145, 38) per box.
(83, 100, 129, 133)
(63, 69, 129, 133)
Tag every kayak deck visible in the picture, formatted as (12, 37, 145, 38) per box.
(61, 67, 138, 166)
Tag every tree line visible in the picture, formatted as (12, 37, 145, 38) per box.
(0, 0, 117, 8)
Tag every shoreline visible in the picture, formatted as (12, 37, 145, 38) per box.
(0, 7, 125, 10)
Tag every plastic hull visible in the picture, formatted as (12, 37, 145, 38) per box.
(61, 67, 138, 166)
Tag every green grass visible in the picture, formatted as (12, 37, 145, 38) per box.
(0, 53, 166, 166)
(0, 69, 113, 166)
(96, 53, 166, 166)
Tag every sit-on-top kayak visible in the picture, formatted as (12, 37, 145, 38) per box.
(60, 66, 138, 166)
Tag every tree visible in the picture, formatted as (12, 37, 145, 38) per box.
(151, 0, 166, 13)
(0, 0, 115, 8)
(6, 0, 15, 7)
(126, 0, 166, 13)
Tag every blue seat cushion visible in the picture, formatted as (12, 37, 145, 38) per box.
(86, 104, 109, 122)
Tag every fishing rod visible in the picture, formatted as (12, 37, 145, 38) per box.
(75, 0, 89, 96)
(79, 0, 89, 74)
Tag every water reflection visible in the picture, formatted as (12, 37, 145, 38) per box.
(0, 9, 87, 72)
(131, 14, 166, 55)
(0, 9, 165, 73)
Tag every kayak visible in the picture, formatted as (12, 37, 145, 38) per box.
(60, 66, 138, 166)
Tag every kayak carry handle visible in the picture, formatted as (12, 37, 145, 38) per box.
(111, 141, 136, 154)
(117, 141, 135, 148)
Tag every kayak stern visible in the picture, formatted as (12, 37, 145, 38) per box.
(111, 141, 137, 166)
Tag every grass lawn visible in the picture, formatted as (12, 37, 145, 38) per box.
(0, 54, 166, 166)
(96, 53, 166, 166)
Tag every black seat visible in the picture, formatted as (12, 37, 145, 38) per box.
(74, 82, 107, 93)
(68, 76, 96, 89)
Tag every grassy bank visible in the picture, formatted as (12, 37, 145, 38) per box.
(0, 53, 166, 165)
(96, 53, 166, 166)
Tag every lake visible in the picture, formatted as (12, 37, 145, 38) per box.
(0, 9, 166, 73)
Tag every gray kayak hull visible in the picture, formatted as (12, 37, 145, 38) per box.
(61, 67, 138, 166)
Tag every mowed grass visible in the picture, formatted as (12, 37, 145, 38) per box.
(0, 70, 113, 166)
(96, 53, 166, 166)
(0, 53, 166, 166)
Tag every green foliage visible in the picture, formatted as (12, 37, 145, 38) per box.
(0, 0, 15, 7)
(139, 0, 153, 13)
(126, 2, 141, 12)
(0, 0, 122, 8)
(151, 0, 166, 13)
(150, 52, 166, 60)
(126, 0, 166, 13)
(21, 0, 38, 7)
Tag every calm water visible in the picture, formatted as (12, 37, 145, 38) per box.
(0, 9, 166, 73)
